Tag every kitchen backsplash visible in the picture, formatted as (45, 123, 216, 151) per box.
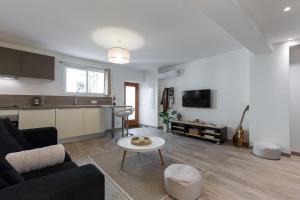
(0, 94, 112, 107)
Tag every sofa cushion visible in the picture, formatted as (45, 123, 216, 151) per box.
(0, 164, 105, 200)
(0, 177, 10, 189)
(0, 155, 24, 188)
(0, 119, 23, 156)
(6, 144, 65, 174)
(2, 118, 32, 150)
(21, 127, 57, 149)
(22, 161, 77, 180)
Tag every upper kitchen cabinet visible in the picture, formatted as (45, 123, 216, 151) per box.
(20, 51, 55, 80)
(0, 46, 55, 80)
(0, 46, 20, 77)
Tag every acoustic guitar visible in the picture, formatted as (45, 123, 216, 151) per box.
(233, 105, 249, 147)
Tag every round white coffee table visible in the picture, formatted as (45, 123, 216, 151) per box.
(117, 136, 165, 169)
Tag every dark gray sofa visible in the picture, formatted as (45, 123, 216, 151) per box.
(0, 119, 105, 200)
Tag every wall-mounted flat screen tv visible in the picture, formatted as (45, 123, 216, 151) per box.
(182, 89, 211, 108)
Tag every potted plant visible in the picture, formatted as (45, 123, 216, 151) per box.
(159, 110, 177, 132)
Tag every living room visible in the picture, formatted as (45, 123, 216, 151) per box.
(1, 0, 300, 200)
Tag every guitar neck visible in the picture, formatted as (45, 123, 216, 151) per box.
(238, 112, 246, 128)
(238, 106, 249, 128)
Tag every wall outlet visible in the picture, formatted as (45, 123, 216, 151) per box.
(91, 100, 98, 104)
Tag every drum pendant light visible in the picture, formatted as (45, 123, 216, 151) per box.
(107, 47, 130, 64)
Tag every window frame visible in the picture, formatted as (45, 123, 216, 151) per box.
(63, 64, 105, 96)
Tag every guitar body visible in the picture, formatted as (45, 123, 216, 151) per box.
(233, 105, 249, 147)
(233, 127, 245, 147)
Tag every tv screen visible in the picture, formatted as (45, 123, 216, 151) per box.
(182, 89, 211, 108)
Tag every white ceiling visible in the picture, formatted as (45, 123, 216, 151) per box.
(0, 0, 242, 70)
(242, 0, 300, 43)
(0, 0, 299, 70)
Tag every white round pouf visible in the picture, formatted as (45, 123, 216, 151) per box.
(164, 164, 202, 200)
(253, 141, 281, 160)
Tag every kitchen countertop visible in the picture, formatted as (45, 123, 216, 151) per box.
(0, 105, 131, 110)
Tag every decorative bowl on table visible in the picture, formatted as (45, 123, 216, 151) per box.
(131, 136, 152, 146)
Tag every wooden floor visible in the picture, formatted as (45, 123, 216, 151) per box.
(64, 127, 300, 200)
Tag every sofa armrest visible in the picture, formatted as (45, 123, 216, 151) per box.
(22, 127, 57, 148)
(0, 164, 105, 200)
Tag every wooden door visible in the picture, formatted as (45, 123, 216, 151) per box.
(124, 82, 139, 127)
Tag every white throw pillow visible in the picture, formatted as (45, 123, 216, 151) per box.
(5, 144, 65, 173)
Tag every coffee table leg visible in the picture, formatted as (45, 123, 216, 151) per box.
(158, 149, 165, 166)
(121, 150, 127, 169)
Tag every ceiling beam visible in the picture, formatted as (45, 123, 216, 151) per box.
(195, 0, 273, 54)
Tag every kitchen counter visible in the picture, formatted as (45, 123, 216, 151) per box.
(0, 106, 19, 110)
(0, 104, 131, 138)
(0, 105, 131, 110)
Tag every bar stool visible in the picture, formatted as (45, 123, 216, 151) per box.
(114, 107, 135, 137)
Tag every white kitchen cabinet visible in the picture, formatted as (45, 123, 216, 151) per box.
(19, 109, 55, 129)
(56, 108, 84, 139)
(0, 110, 18, 116)
(83, 108, 106, 135)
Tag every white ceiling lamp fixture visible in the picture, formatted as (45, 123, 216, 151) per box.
(107, 47, 130, 64)
(283, 6, 291, 12)
(0, 75, 16, 80)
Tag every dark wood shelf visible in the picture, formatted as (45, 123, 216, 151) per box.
(171, 120, 227, 145)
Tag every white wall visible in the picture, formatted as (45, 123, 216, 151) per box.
(0, 41, 145, 128)
(290, 45, 300, 152)
(249, 43, 290, 152)
(139, 69, 159, 127)
(159, 49, 250, 140)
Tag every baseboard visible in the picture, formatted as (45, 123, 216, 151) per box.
(59, 132, 108, 144)
(138, 124, 159, 128)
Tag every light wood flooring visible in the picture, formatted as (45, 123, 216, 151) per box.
(64, 127, 300, 200)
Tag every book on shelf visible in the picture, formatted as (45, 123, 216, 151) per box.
(203, 135, 215, 139)
(203, 129, 215, 133)
(189, 128, 199, 135)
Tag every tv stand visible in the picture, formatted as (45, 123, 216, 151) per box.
(170, 120, 227, 144)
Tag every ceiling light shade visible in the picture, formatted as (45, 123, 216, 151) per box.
(107, 47, 130, 64)
(0, 75, 16, 80)
(284, 6, 291, 12)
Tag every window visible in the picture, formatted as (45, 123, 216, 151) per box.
(66, 68, 87, 93)
(88, 70, 105, 94)
(65, 66, 105, 95)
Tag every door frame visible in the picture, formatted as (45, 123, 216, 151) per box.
(124, 82, 139, 127)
